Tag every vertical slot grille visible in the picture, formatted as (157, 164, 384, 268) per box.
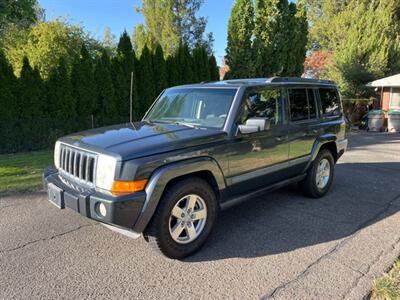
(58, 144, 97, 185)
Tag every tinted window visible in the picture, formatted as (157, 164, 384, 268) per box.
(238, 88, 282, 128)
(289, 89, 309, 121)
(308, 89, 317, 119)
(319, 88, 341, 117)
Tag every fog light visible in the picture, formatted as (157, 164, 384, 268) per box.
(97, 203, 107, 217)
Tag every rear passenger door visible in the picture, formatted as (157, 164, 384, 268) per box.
(286, 87, 320, 174)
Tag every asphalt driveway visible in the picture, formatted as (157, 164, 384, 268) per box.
(1, 132, 400, 299)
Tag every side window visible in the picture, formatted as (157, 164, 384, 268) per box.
(319, 88, 341, 117)
(238, 88, 282, 128)
(308, 89, 317, 119)
(288, 89, 309, 121)
(390, 88, 400, 108)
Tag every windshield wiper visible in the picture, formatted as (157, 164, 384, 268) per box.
(174, 121, 198, 128)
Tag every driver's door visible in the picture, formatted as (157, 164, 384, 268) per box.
(226, 87, 290, 196)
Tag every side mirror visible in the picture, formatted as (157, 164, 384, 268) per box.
(238, 118, 270, 134)
(238, 124, 259, 134)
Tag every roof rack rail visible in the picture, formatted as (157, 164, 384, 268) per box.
(268, 77, 336, 84)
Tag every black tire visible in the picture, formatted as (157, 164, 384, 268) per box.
(300, 149, 335, 198)
(143, 177, 218, 259)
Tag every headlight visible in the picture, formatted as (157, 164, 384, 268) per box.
(54, 141, 61, 169)
(96, 154, 117, 190)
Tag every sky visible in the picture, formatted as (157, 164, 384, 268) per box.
(39, 0, 234, 63)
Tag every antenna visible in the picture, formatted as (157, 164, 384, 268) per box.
(130, 71, 133, 123)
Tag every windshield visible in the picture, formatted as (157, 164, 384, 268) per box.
(146, 88, 238, 129)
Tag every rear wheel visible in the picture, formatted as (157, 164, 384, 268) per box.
(144, 177, 217, 259)
(300, 149, 335, 198)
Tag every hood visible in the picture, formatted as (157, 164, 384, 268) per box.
(60, 121, 226, 160)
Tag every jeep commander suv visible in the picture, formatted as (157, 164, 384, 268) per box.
(44, 77, 348, 259)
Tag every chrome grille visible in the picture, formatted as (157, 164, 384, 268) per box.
(58, 144, 97, 185)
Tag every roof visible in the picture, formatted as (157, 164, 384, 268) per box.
(171, 77, 337, 89)
(366, 74, 400, 87)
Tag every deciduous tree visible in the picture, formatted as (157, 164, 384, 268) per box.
(318, 0, 400, 97)
(0, 0, 42, 38)
(133, 0, 213, 56)
(4, 20, 97, 78)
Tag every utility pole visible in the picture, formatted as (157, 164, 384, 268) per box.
(130, 71, 133, 123)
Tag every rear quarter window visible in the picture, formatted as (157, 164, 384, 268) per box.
(319, 88, 341, 117)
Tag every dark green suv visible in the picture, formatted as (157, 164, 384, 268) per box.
(44, 77, 348, 259)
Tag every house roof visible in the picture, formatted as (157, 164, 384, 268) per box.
(366, 74, 400, 87)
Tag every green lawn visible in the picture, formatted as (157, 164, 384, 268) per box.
(371, 260, 400, 300)
(0, 150, 53, 194)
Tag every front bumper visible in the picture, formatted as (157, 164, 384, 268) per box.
(43, 167, 146, 233)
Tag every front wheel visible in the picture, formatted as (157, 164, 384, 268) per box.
(300, 149, 335, 198)
(143, 177, 217, 259)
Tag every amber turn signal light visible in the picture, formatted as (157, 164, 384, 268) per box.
(111, 179, 148, 195)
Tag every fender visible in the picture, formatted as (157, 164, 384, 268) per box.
(132, 157, 226, 233)
(303, 134, 338, 172)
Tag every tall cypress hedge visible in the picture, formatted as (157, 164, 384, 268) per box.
(0, 50, 18, 152)
(71, 45, 97, 130)
(0, 33, 220, 154)
(137, 45, 156, 117)
(19, 57, 46, 150)
(113, 31, 139, 122)
(94, 50, 117, 126)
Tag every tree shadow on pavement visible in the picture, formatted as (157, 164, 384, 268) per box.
(186, 161, 400, 262)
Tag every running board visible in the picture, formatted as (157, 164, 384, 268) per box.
(220, 174, 307, 210)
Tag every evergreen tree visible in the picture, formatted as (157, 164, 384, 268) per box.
(166, 54, 180, 87)
(208, 54, 220, 81)
(94, 50, 117, 126)
(19, 57, 45, 150)
(71, 45, 97, 130)
(253, 0, 289, 77)
(282, 1, 308, 76)
(292, 1, 308, 76)
(112, 31, 139, 122)
(225, 0, 254, 78)
(153, 43, 168, 94)
(0, 50, 18, 152)
(192, 45, 210, 82)
(137, 45, 156, 117)
(0, 50, 17, 120)
(176, 43, 194, 84)
(46, 57, 77, 136)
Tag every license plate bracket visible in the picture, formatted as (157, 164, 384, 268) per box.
(48, 183, 65, 209)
